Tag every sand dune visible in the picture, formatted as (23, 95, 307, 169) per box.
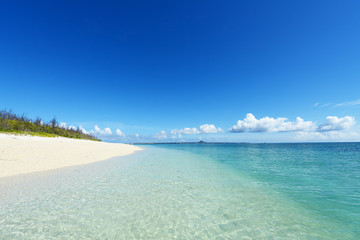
(0, 133, 142, 178)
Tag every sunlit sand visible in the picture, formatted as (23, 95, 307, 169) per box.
(0, 133, 142, 178)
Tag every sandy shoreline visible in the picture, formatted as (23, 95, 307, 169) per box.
(0, 133, 142, 178)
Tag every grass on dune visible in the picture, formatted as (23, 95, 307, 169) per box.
(0, 109, 100, 141)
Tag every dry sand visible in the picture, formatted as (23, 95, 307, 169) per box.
(0, 133, 142, 178)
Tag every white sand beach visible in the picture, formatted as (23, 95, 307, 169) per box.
(0, 133, 142, 178)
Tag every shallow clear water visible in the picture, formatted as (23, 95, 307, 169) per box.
(0, 143, 359, 239)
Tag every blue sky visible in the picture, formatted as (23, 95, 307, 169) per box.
(1, 0, 359, 142)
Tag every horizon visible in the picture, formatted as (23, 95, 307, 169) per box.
(133, 141, 360, 145)
(1, 1, 360, 143)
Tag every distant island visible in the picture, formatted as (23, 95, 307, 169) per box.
(0, 109, 99, 141)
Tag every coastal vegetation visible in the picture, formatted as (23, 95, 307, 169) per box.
(0, 109, 100, 141)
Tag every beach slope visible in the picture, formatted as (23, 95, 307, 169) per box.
(0, 133, 142, 178)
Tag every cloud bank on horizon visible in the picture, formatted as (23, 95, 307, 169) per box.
(150, 113, 357, 142)
(229, 113, 355, 133)
(169, 124, 224, 135)
(60, 113, 357, 142)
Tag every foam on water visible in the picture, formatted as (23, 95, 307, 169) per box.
(0, 144, 359, 239)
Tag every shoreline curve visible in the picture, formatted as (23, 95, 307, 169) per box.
(0, 133, 142, 178)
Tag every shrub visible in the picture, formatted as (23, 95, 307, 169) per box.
(0, 109, 99, 141)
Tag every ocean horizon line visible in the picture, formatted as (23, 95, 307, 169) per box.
(132, 141, 360, 145)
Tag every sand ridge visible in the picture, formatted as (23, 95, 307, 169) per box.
(0, 133, 142, 178)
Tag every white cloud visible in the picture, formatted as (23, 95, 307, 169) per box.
(79, 126, 89, 134)
(169, 124, 223, 135)
(230, 113, 356, 135)
(91, 125, 113, 136)
(335, 99, 360, 107)
(229, 113, 316, 133)
(170, 128, 199, 135)
(68, 125, 76, 130)
(135, 133, 139, 137)
(155, 135, 167, 139)
(293, 131, 360, 142)
(60, 122, 79, 131)
(94, 125, 101, 133)
(155, 130, 167, 139)
(199, 124, 223, 134)
(169, 133, 182, 139)
(116, 129, 125, 137)
(104, 128, 112, 135)
(317, 116, 355, 131)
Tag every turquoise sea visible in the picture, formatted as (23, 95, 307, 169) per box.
(0, 143, 359, 239)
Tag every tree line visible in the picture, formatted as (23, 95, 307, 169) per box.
(0, 109, 99, 141)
